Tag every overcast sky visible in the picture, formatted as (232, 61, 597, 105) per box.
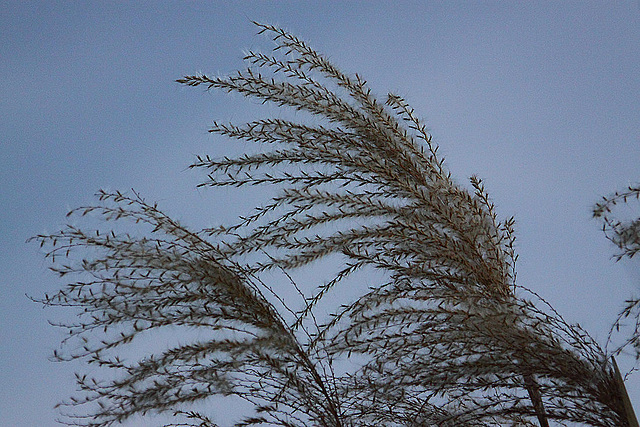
(2, 1, 640, 425)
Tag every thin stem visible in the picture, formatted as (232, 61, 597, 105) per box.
(612, 356, 639, 427)
(523, 373, 549, 427)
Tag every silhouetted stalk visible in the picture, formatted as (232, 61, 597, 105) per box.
(612, 356, 639, 427)
(524, 374, 549, 427)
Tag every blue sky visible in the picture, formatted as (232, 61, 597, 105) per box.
(2, 1, 640, 425)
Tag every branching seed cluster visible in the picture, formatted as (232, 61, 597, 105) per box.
(33, 23, 634, 426)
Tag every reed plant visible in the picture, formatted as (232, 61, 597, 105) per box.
(33, 23, 638, 426)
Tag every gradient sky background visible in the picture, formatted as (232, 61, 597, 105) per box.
(2, 1, 640, 425)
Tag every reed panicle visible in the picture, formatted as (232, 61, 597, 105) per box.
(33, 22, 636, 426)
(595, 185, 640, 371)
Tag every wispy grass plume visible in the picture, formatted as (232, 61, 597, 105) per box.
(33, 22, 635, 426)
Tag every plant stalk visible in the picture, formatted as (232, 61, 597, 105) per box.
(524, 373, 549, 427)
(612, 356, 639, 427)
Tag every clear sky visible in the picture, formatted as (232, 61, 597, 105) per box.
(2, 1, 640, 425)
